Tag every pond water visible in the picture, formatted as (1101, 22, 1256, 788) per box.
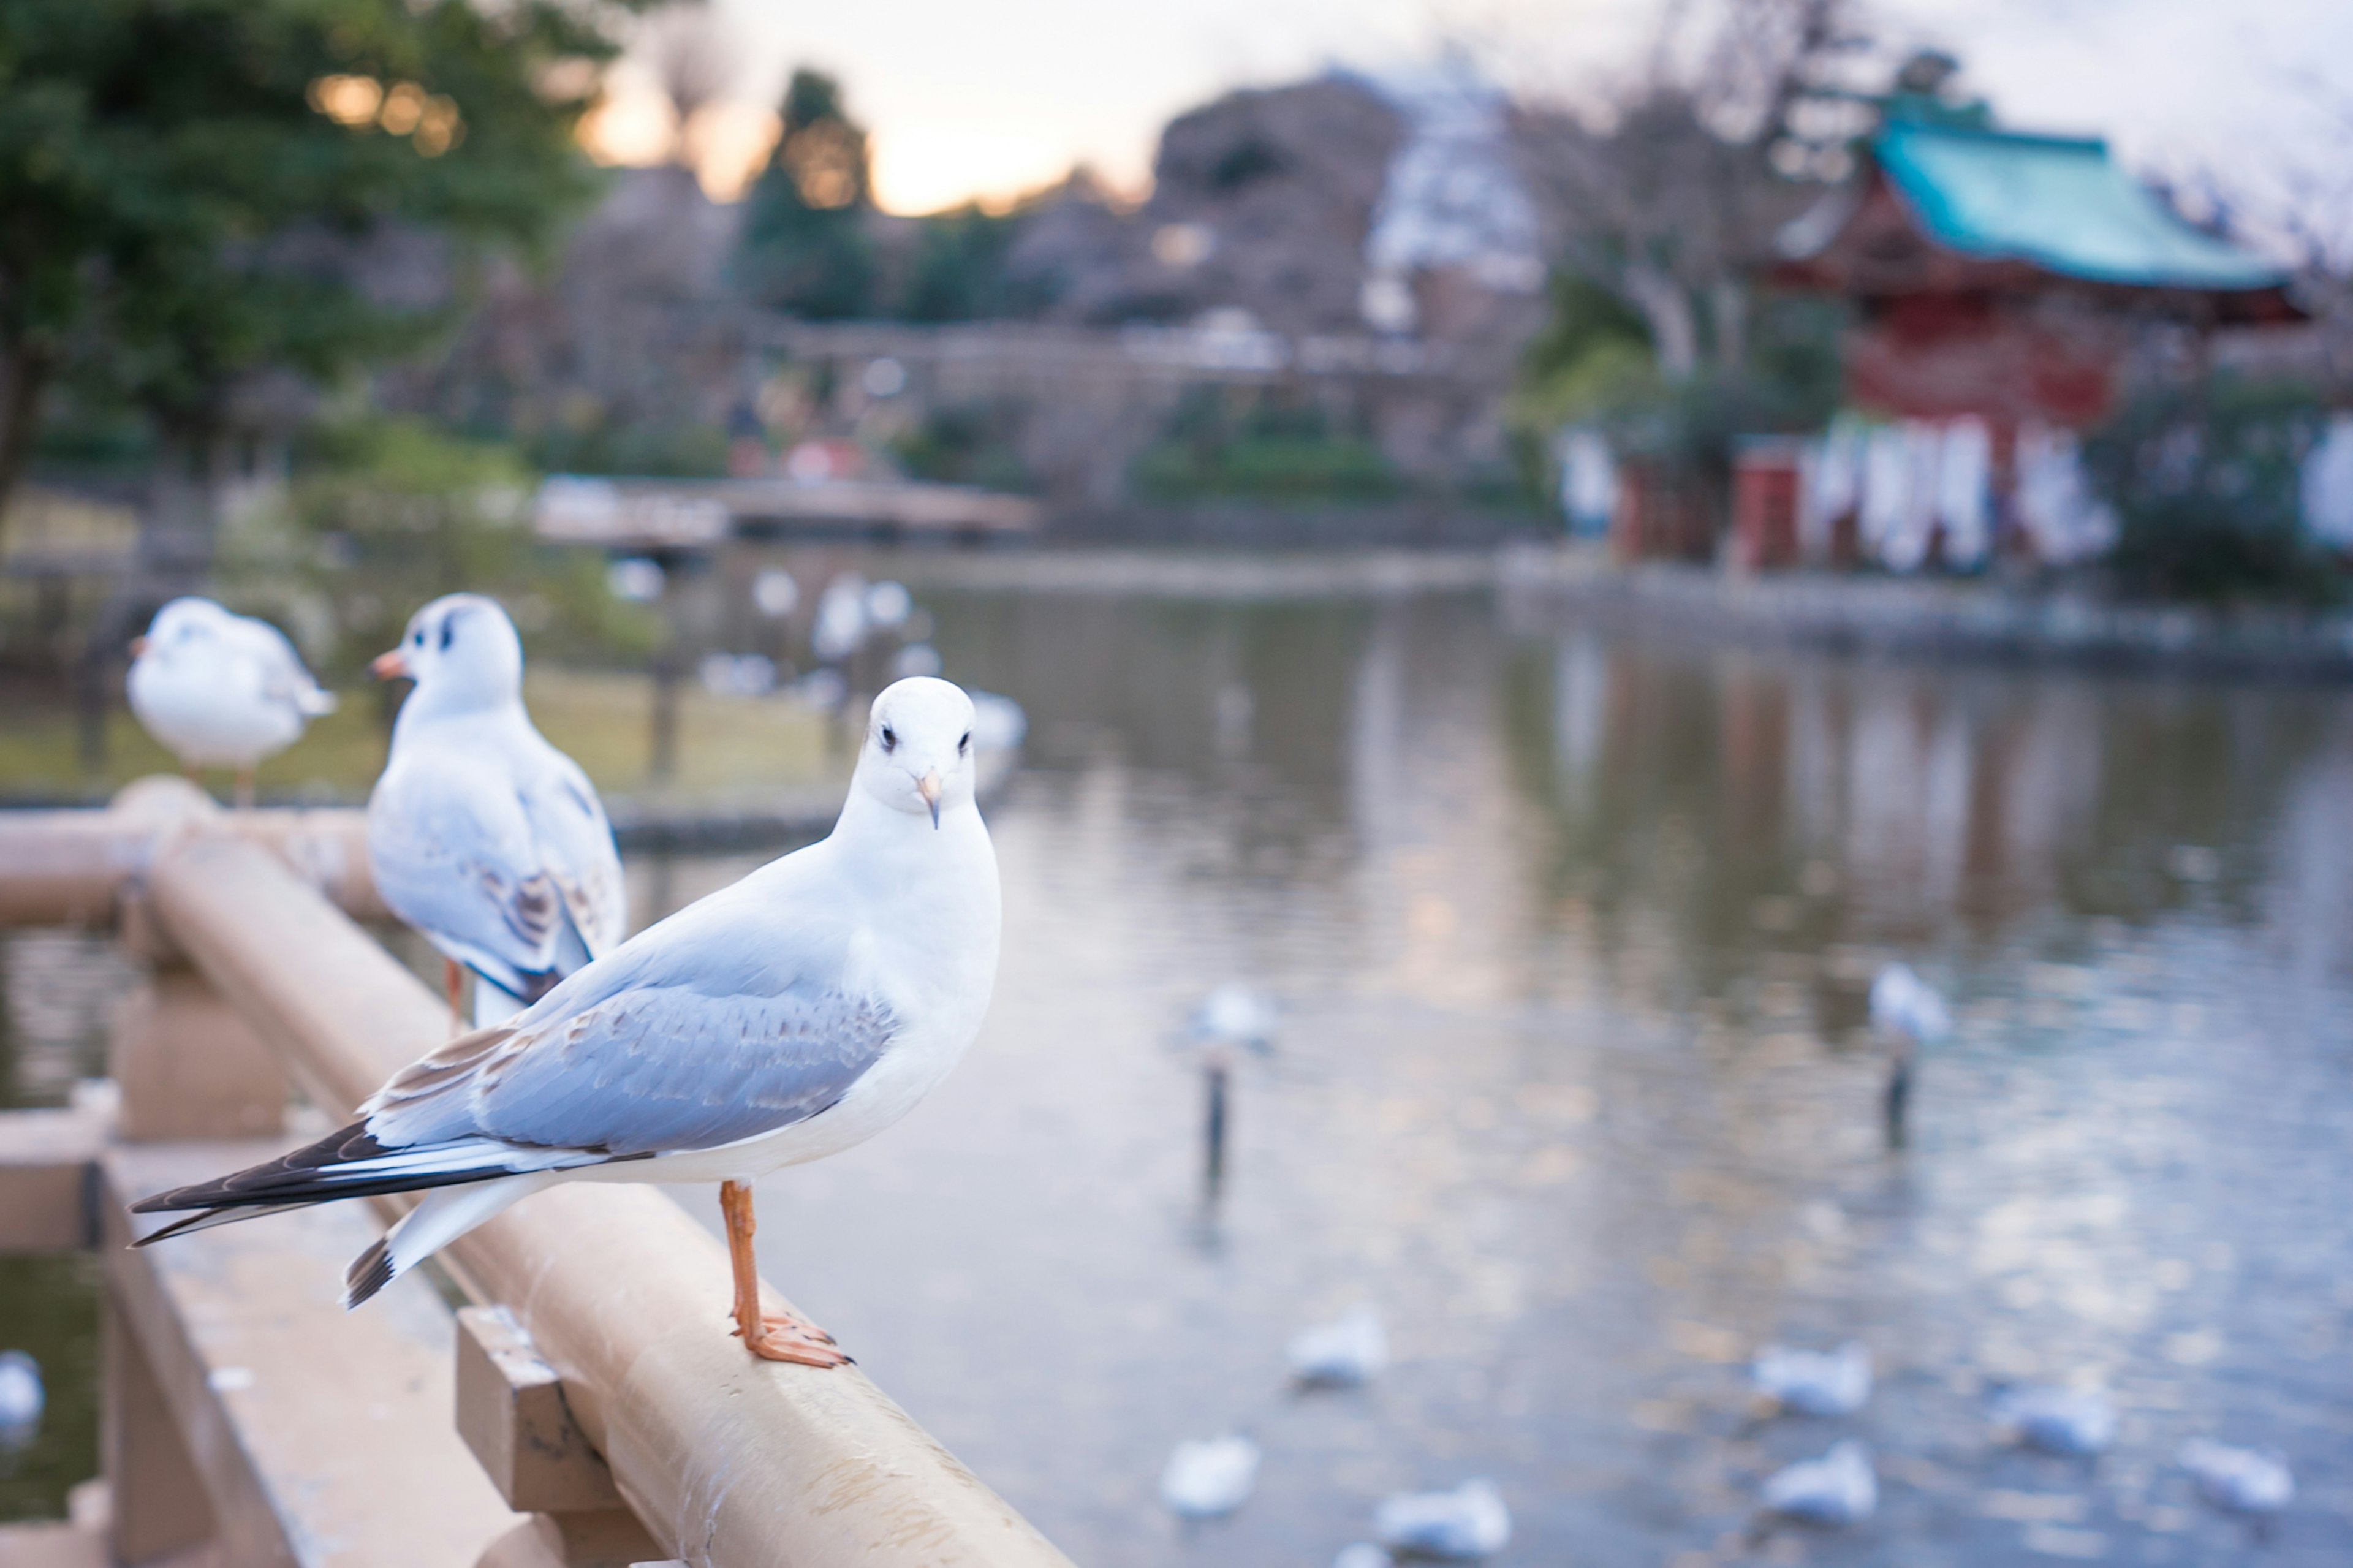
(7, 565, 2353, 1564)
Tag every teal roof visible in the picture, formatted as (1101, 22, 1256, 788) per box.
(1873, 120, 2289, 292)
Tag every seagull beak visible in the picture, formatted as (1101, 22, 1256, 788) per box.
(917, 770, 942, 828)
(371, 649, 410, 681)
(128, 636, 148, 657)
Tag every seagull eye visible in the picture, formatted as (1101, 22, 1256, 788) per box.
(411, 630, 423, 646)
(881, 725, 897, 752)
(958, 731, 971, 754)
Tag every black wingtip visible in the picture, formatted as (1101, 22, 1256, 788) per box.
(343, 1238, 394, 1309)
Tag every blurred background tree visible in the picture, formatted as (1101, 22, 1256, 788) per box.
(735, 69, 878, 320)
(0, 0, 632, 551)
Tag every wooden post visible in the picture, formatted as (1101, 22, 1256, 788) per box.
(109, 964, 286, 1143)
(102, 1297, 216, 1566)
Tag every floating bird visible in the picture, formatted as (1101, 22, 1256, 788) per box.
(0, 1349, 41, 1450)
(2180, 1439, 2293, 1515)
(132, 678, 999, 1368)
(1990, 1385, 2116, 1456)
(366, 594, 626, 1031)
(127, 597, 336, 806)
(1160, 1434, 1260, 1518)
(1761, 1440, 1876, 1525)
(1871, 963, 1950, 1148)
(1289, 1305, 1389, 1388)
(1374, 1479, 1512, 1559)
(1753, 1341, 1871, 1417)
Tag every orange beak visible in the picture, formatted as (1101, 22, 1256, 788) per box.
(129, 636, 148, 657)
(371, 649, 411, 680)
(917, 770, 942, 828)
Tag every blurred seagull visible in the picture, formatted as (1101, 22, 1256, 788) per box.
(132, 678, 1000, 1367)
(2179, 1439, 2294, 1515)
(366, 594, 625, 1031)
(1991, 1385, 2116, 1456)
(1160, 1434, 1260, 1518)
(1753, 1341, 1871, 1417)
(1870, 962, 1950, 1148)
(0, 1349, 41, 1451)
(1374, 1479, 1512, 1559)
(1289, 1305, 1389, 1388)
(127, 597, 336, 806)
(1761, 1441, 1877, 1525)
(1188, 983, 1277, 1055)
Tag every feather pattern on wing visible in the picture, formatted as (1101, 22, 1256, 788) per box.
(363, 976, 899, 1156)
(369, 744, 568, 996)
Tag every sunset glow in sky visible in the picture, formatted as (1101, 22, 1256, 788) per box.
(580, 0, 2353, 234)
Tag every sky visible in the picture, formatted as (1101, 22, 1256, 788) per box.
(585, 0, 2353, 250)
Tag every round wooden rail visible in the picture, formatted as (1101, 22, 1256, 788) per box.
(0, 778, 384, 928)
(142, 831, 1073, 1568)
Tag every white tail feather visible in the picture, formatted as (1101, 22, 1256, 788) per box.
(344, 1172, 556, 1308)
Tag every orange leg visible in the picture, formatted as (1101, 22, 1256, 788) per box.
(444, 960, 466, 1037)
(719, 1180, 849, 1367)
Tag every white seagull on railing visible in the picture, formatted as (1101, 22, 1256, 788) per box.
(127, 597, 336, 806)
(365, 594, 625, 1029)
(132, 677, 1000, 1368)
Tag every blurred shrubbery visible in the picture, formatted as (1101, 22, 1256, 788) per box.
(2083, 377, 2344, 605)
(890, 401, 1035, 493)
(216, 417, 659, 683)
(1132, 388, 1401, 505)
(1512, 270, 1845, 514)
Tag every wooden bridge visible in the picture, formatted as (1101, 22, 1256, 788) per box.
(0, 778, 1075, 1568)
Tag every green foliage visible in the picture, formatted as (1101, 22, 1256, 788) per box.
(525, 419, 730, 479)
(2084, 377, 2341, 605)
(736, 69, 877, 320)
(0, 0, 624, 432)
(1132, 388, 1401, 504)
(890, 401, 1034, 492)
(249, 416, 659, 680)
(897, 205, 1020, 323)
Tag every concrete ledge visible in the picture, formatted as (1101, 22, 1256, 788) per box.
(0, 1099, 110, 1252)
(104, 1142, 524, 1567)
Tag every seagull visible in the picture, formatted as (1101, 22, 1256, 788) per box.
(1159, 1434, 1260, 1518)
(1374, 1479, 1512, 1558)
(1990, 1385, 2116, 1455)
(1760, 1441, 1876, 1526)
(126, 597, 336, 806)
(366, 594, 626, 1031)
(1870, 962, 1950, 1148)
(131, 676, 999, 1366)
(1289, 1305, 1389, 1387)
(2179, 1439, 2294, 1515)
(1752, 1341, 1872, 1417)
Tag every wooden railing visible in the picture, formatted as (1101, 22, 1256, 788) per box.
(0, 778, 1075, 1568)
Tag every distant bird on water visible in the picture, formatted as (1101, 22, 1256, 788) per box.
(127, 597, 336, 806)
(1870, 962, 1950, 1148)
(365, 594, 625, 1030)
(132, 678, 1001, 1368)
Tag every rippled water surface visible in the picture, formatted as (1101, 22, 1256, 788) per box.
(9, 568, 2353, 1564)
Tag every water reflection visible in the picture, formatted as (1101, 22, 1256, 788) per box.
(5, 575, 2351, 1564)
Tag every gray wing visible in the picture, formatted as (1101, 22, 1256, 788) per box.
(360, 929, 898, 1156)
(234, 616, 336, 716)
(368, 751, 564, 995)
(515, 740, 626, 958)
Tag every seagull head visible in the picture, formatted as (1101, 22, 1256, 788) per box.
(373, 594, 523, 714)
(854, 676, 978, 829)
(132, 596, 233, 661)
